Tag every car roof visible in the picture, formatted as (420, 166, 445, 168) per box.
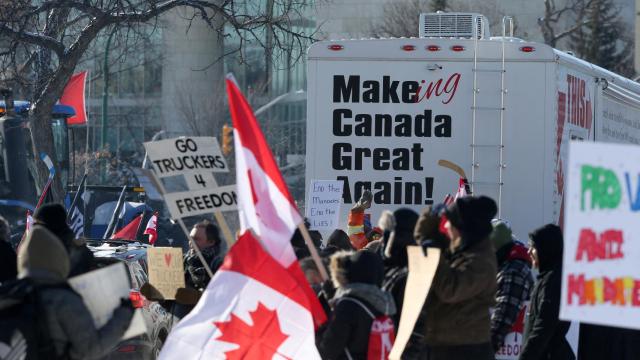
(87, 240, 149, 262)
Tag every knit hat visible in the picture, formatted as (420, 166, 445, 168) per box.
(330, 250, 384, 288)
(33, 203, 75, 247)
(18, 225, 70, 282)
(327, 229, 353, 251)
(490, 220, 513, 251)
(445, 196, 498, 245)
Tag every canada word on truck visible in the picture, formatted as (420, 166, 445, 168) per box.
(175, 191, 237, 214)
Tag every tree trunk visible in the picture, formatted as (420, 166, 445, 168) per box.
(30, 23, 104, 202)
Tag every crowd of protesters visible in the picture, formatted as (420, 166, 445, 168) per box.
(2, 195, 640, 359)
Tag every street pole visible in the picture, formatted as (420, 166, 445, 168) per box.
(100, 28, 116, 182)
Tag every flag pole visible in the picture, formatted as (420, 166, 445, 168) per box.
(149, 171, 214, 279)
(297, 223, 329, 282)
(67, 172, 87, 221)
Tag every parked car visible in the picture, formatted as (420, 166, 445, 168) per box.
(87, 240, 174, 359)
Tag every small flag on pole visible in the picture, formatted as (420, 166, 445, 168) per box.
(60, 71, 88, 125)
(144, 211, 159, 245)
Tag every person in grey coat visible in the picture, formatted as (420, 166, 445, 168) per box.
(17, 225, 133, 359)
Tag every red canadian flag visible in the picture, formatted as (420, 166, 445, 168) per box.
(60, 71, 88, 125)
(160, 231, 320, 359)
(110, 214, 142, 240)
(144, 211, 159, 245)
(225, 75, 327, 327)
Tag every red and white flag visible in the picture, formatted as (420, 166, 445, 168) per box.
(25, 211, 33, 234)
(226, 76, 327, 327)
(454, 178, 468, 200)
(60, 71, 88, 125)
(144, 211, 158, 245)
(160, 231, 321, 359)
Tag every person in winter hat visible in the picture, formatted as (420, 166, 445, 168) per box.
(326, 229, 354, 251)
(490, 219, 534, 352)
(317, 250, 396, 359)
(381, 208, 419, 327)
(32, 203, 94, 276)
(420, 196, 498, 360)
(520, 224, 575, 360)
(18, 225, 133, 359)
(0, 215, 17, 283)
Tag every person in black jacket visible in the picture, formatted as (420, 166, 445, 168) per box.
(317, 250, 396, 359)
(380, 208, 419, 328)
(520, 224, 575, 360)
(0, 216, 17, 283)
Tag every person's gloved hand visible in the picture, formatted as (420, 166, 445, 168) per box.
(175, 287, 201, 305)
(415, 204, 449, 252)
(351, 190, 373, 212)
(140, 282, 164, 302)
(119, 297, 135, 312)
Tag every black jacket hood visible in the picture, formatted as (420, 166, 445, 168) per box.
(529, 224, 564, 272)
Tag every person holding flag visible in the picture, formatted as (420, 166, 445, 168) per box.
(159, 77, 327, 358)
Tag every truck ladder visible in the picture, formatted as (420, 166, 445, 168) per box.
(470, 16, 512, 218)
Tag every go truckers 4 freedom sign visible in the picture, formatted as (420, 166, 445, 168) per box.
(561, 141, 640, 330)
(144, 137, 237, 219)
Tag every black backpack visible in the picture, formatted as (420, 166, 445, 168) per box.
(0, 278, 65, 360)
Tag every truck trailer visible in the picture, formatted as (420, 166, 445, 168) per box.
(305, 12, 640, 239)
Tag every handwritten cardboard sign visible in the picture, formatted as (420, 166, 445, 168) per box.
(147, 247, 185, 300)
(560, 141, 640, 329)
(306, 180, 343, 231)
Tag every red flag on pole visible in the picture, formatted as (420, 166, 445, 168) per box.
(144, 211, 159, 245)
(110, 214, 142, 240)
(60, 71, 88, 125)
(225, 75, 327, 328)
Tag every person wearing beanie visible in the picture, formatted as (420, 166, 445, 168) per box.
(490, 219, 534, 352)
(520, 224, 575, 360)
(18, 225, 133, 359)
(317, 250, 396, 359)
(33, 203, 95, 276)
(420, 196, 498, 360)
(381, 208, 419, 328)
(327, 229, 354, 251)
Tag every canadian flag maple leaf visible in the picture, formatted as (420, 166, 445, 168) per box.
(213, 302, 290, 360)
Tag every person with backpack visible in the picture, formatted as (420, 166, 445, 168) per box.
(317, 250, 396, 360)
(380, 208, 419, 328)
(0, 224, 134, 359)
(420, 196, 498, 360)
(490, 219, 534, 352)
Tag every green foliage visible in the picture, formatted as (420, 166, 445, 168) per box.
(570, 0, 635, 77)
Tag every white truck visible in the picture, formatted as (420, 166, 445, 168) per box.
(305, 12, 640, 239)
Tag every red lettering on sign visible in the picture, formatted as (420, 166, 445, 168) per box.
(575, 228, 624, 262)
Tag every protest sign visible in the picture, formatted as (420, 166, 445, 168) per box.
(390, 246, 440, 360)
(494, 302, 528, 360)
(68, 262, 146, 340)
(147, 247, 185, 300)
(144, 137, 228, 178)
(306, 180, 344, 230)
(163, 185, 238, 219)
(560, 141, 640, 329)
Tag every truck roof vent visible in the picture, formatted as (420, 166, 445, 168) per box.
(419, 13, 490, 39)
